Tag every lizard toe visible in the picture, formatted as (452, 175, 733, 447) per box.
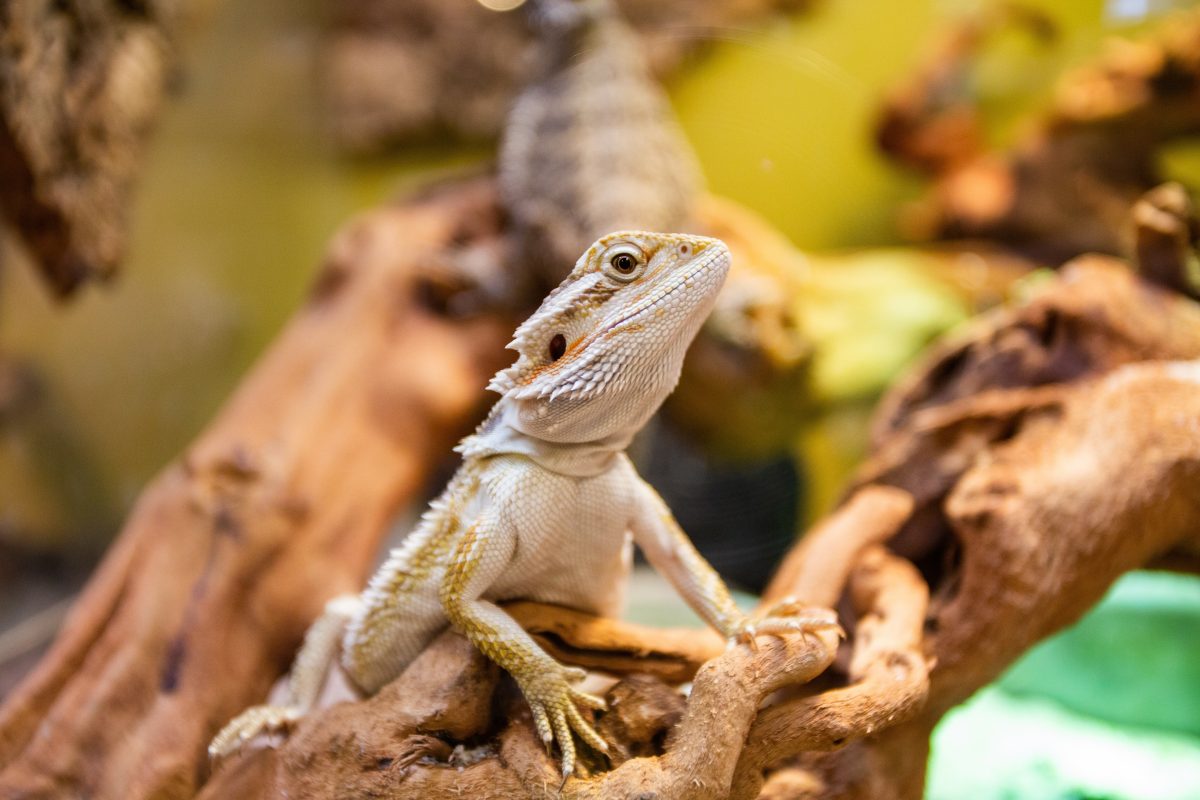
(754, 615, 843, 639)
(530, 702, 555, 751)
(551, 706, 577, 779)
(562, 665, 589, 683)
(208, 705, 302, 761)
(569, 685, 606, 711)
(565, 700, 609, 754)
(757, 598, 838, 626)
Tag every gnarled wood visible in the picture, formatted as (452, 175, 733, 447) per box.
(0, 178, 514, 798)
(730, 546, 930, 799)
(762, 486, 914, 608)
(0, 0, 184, 296)
(795, 263, 1200, 798)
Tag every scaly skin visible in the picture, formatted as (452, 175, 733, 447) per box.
(209, 231, 839, 778)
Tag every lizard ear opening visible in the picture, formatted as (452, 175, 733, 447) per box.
(548, 333, 567, 361)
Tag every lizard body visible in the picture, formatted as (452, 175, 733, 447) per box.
(210, 231, 835, 778)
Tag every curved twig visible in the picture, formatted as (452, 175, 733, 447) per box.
(731, 547, 930, 799)
(762, 486, 914, 608)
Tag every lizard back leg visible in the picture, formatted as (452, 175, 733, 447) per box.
(212, 473, 473, 760)
(341, 490, 470, 692)
(342, 582, 448, 693)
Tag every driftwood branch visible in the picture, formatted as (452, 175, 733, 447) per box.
(730, 546, 930, 800)
(507, 601, 724, 684)
(790, 258, 1200, 798)
(762, 486, 914, 608)
(0, 179, 514, 797)
(193, 605, 839, 799)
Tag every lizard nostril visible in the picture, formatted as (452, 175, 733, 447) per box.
(548, 333, 567, 361)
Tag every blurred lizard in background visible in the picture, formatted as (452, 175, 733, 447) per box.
(500, 0, 701, 288)
(210, 231, 836, 779)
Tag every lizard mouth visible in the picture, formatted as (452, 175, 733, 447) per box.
(603, 244, 731, 334)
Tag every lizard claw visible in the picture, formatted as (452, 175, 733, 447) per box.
(562, 665, 589, 684)
(757, 597, 844, 638)
(519, 663, 609, 780)
(730, 599, 842, 649)
(208, 705, 303, 761)
(735, 623, 760, 651)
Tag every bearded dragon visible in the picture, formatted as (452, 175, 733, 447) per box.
(209, 231, 836, 778)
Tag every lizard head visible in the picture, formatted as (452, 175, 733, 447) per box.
(490, 231, 731, 443)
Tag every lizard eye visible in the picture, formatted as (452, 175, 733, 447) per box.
(612, 253, 637, 273)
(601, 244, 646, 283)
(548, 333, 566, 361)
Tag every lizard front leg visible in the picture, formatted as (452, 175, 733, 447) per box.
(629, 477, 840, 645)
(209, 594, 361, 759)
(439, 514, 608, 779)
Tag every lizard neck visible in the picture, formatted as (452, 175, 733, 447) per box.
(456, 399, 634, 478)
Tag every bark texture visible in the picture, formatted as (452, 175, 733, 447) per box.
(0, 0, 184, 297)
(773, 257, 1200, 799)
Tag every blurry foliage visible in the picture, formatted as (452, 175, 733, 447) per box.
(929, 686, 1200, 799)
(801, 250, 971, 404)
(928, 573, 1200, 799)
(793, 248, 981, 515)
(1001, 571, 1200, 738)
